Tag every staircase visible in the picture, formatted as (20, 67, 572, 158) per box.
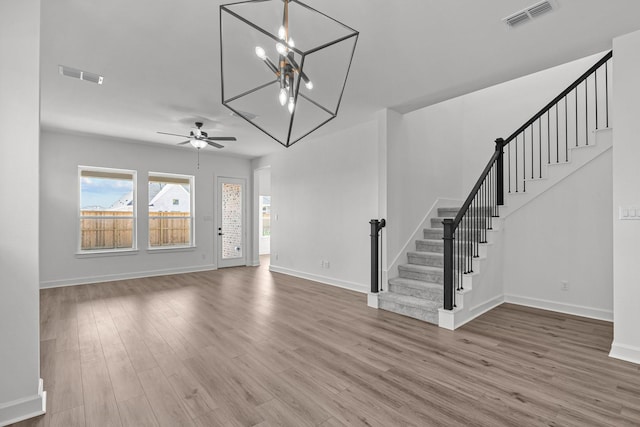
(379, 207, 458, 324)
(375, 51, 613, 329)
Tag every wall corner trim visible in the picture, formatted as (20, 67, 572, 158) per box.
(610, 342, 640, 365)
(0, 379, 46, 427)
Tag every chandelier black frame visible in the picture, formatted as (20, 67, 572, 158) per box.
(219, 0, 359, 147)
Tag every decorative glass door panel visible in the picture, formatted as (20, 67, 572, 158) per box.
(218, 177, 246, 268)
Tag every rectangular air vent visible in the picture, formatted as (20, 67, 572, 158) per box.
(504, 11, 530, 27)
(527, 1, 553, 18)
(58, 65, 104, 85)
(503, 1, 554, 28)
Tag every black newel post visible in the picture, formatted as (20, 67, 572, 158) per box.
(443, 218, 454, 310)
(369, 218, 386, 294)
(495, 138, 505, 206)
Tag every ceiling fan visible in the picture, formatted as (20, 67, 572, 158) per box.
(157, 122, 237, 149)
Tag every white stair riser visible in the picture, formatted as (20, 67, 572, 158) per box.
(398, 266, 443, 283)
(388, 282, 444, 301)
(379, 299, 439, 324)
(407, 253, 443, 267)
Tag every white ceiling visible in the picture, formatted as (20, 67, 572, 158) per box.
(40, 0, 640, 159)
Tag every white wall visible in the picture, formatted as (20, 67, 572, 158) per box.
(0, 0, 46, 424)
(503, 148, 613, 320)
(387, 53, 607, 267)
(386, 98, 465, 266)
(40, 130, 253, 287)
(611, 29, 640, 364)
(258, 120, 379, 292)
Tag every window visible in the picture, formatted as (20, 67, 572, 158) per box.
(79, 167, 136, 252)
(149, 173, 194, 248)
(260, 195, 271, 236)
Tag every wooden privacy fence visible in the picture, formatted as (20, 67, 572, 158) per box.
(149, 212, 191, 247)
(81, 211, 190, 250)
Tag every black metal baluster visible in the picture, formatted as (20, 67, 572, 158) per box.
(595, 68, 599, 130)
(585, 80, 589, 146)
(473, 197, 478, 259)
(556, 103, 560, 163)
(483, 180, 488, 242)
(522, 133, 526, 192)
(530, 125, 534, 179)
(508, 142, 511, 193)
(606, 61, 609, 128)
(515, 135, 518, 192)
(456, 230, 460, 291)
(565, 96, 568, 162)
(539, 119, 542, 178)
(547, 111, 551, 164)
(575, 87, 578, 147)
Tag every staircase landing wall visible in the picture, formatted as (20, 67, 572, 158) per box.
(503, 146, 613, 320)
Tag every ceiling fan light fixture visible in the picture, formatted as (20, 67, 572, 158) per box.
(190, 139, 208, 149)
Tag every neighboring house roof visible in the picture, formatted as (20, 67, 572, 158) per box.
(109, 191, 134, 211)
(149, 184, 190, 212)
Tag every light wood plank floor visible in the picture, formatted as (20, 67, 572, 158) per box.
(12, 258, 640, 426)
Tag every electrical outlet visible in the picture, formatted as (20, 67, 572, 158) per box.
(274, 253, 278, 260)
(325, 261, 330, 269)
(201, 254, 206, 260)
(561, 280, 569, 291)
(320, 260, 325, 268)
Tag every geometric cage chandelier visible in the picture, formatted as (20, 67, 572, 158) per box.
(220, 0, 359, 147)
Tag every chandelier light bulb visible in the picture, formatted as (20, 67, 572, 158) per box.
(279, 88, 288, 106)
(305, 80, 313, 90)
(288, 97, 295, 114)
(288, 38, 295, 48)
(276, 43, 287, 56)
(255, 46, 267, 60)
(278, 25, 286, 40)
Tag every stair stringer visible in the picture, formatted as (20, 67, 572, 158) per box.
(438, 224, 505, 330)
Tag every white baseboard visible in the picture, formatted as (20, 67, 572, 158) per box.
(0, 379, 46, 427)
(610, 342, 640, 365)
(269, 265, 368, 294)
(463, 295, 506, 326)
(439, 295, 505, 330)
(40, 264, 218, 289)
(504, 294, 613, 322)
(367, 293, 379, 308)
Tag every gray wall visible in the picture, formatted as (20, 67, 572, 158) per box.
(40, 130, 253, 287)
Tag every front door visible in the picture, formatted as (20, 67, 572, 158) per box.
(217, 177, 246, 268)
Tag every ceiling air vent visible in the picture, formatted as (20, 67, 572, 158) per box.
(504, 11, 530, 27)
(58, 65, 104, 85)
(503, 0, 554, 28)
(527, 1, 553, 18)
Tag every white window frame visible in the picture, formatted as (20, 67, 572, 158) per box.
(147, 172, 195, 250)
(77, 166, 137, 254)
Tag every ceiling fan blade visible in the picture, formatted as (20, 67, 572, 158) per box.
(206, 141, 224, 149)
(157, 131, 190, 138)
(177, 140, 191, 145)
(206, 136, 237, 141)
